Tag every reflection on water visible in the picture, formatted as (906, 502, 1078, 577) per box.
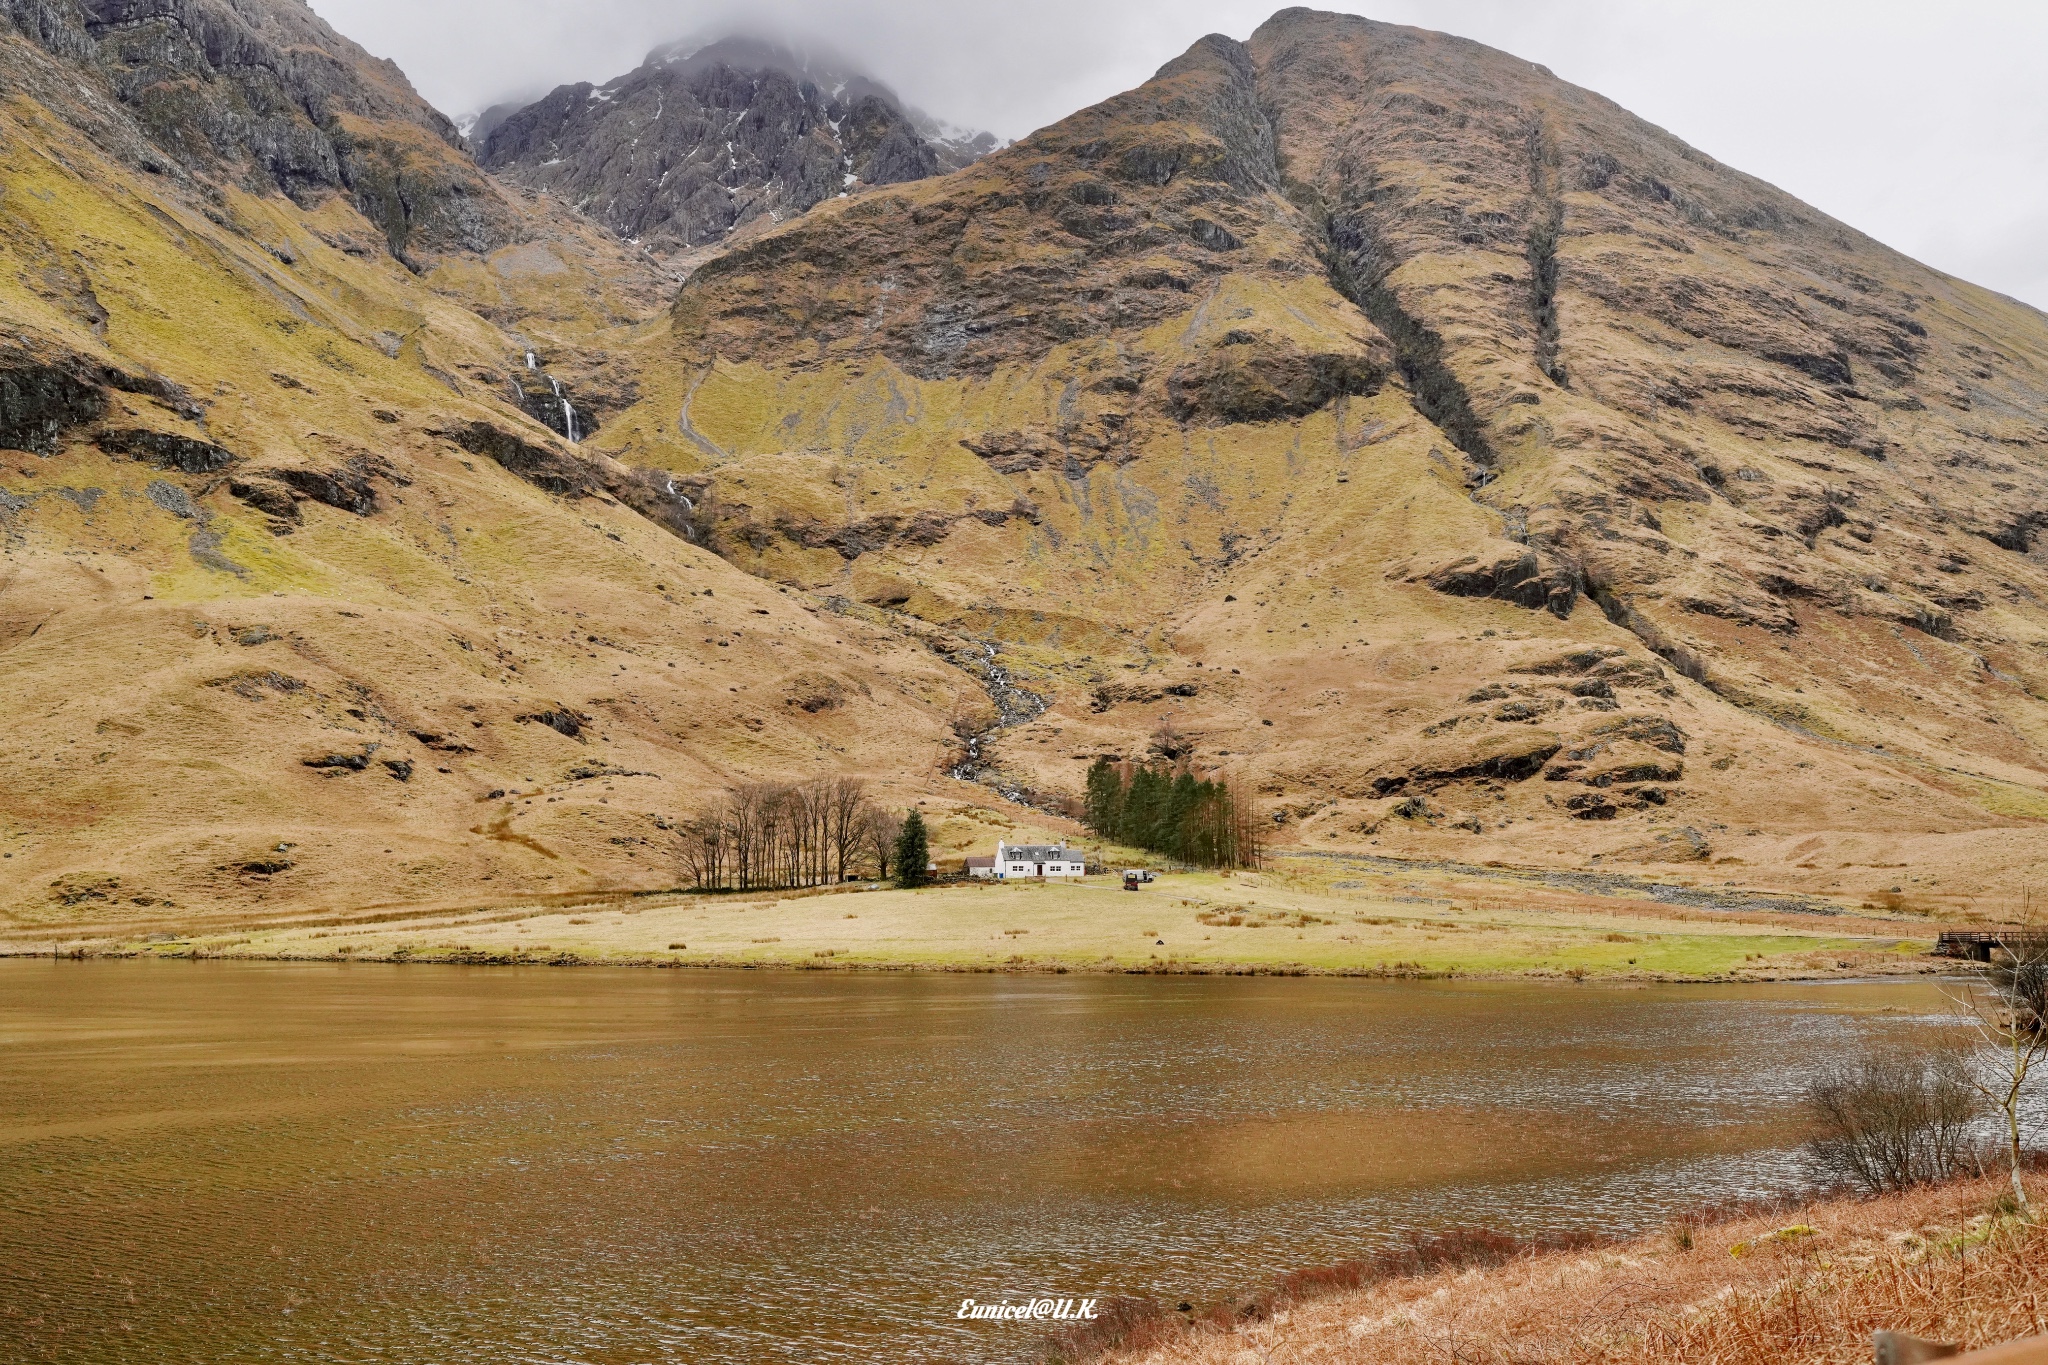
(0, 963, 1951, 1362)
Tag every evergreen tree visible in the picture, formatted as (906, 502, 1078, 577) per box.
(894, 809, 931, 888)
(1084, 758, 1124, 839)
(1075, 756, 1260, 870)
(1163, 770, 1200, 861)
(1185, 777, 1222, 866)
(1126, 765, 1165, 851)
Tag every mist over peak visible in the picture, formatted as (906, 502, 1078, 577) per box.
(475, 30, 993, 258)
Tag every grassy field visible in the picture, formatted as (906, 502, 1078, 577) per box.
(71, 853, 1950, 980)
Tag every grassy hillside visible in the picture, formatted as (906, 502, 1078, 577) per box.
(0, 27, 973, 935)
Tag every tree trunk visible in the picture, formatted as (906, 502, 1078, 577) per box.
(2007, 1095, 2030, 1211)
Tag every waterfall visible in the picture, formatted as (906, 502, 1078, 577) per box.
(525, 351, 537, 370)
(945, 640, 1049, 796)
(545, 376, 578, 443)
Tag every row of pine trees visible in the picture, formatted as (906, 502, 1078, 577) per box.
(1082, 759, 1262, 868)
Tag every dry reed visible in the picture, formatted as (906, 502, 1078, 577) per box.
(1076, 1174, 2047, 1365)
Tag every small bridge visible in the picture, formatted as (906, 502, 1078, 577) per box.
(1933, 929, 2025, 962)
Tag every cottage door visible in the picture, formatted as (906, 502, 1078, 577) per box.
(1035, 863, 1045, 878)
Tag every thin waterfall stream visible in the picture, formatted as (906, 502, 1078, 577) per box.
(947, 641, 1051, 806)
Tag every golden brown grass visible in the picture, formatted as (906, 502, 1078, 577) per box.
(62, 866, 1949, 980)
(1076, 1175, 2047, 1365)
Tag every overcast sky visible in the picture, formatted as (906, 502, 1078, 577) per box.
(313, 0, 2047, 311)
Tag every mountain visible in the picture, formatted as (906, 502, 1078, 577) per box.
(0, 0, 971, 932)
(0, 0, 522, 265)
(478, 36, 996, 259)
(581, 9, 2048, 903)
(4, 3, 2046, 935)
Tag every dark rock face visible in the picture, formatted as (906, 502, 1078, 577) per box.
(97, 428, 234, 473)
(1, 343, 215, 459)
(437, 418, 707, 545)
(506, 367, 600, 443)
(303, 747, 376, 772)
(1418, 541, 1582, 618)
(273, 462, 382, 516)
(443, 421, 593, 496)
(1168, 338, 1387, 423)
(2, 0, 508, 260)
(225, 478, 293, 523)
(518, 708, 585, 740)
(479, 37, 984, 254)
(0, 351, 107, 454)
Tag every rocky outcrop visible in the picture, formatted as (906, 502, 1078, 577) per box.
(1168, 335, 1389, 423)
(1, 0, 511, 261)
(1409, 540, 1581, 618)
(0, 349, 107, 455)
(441, 421, 595, 497)
(97, 428, 234, 473)
(480, 37, 985, 255)
(1, 341, 214, 459)
(271, 459, 390, 517)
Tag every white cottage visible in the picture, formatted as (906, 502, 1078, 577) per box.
(986, 842, 1086, 880)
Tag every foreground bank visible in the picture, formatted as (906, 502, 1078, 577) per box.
(10, 859, 1954, 981)
(1070, 1174, 2045, 1365)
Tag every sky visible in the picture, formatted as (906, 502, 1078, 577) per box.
(312, 0, 2048, 311)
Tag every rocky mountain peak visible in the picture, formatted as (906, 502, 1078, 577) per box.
(478, 34, 995, 259)
(1, 0, 513, 263)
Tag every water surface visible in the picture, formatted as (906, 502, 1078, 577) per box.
(0, 962, 1948, 1362)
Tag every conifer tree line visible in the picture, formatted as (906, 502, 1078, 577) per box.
(1082, 759, 1263, 868)
(679, 778, 904, 891)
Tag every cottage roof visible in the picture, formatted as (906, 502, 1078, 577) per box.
(998, 843, 1080, 860)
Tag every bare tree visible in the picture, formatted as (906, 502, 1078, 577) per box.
(863, 807, 903, 882)
(825, 777, 868, 883)
(1949, 914, 2048, 1210)
(678, 778, 898, 892)
(1148, 716, 1194, 762)
(678, 808, 729, 891)
(1803, 1048, 1982, 1193)
(725, 783, 773, 891)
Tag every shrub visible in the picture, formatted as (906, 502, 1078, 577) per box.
(1803, 1049, 1981, 1193)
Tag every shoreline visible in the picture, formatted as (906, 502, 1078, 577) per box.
(1062, 1172, 2047, 1365)
(0, 942, 1962, 986)
(1, 864, 1963, 983)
